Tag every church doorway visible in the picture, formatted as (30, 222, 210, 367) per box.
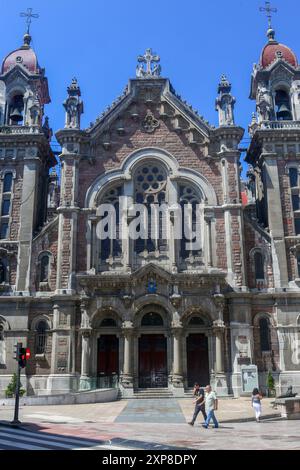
(97, 335, 119, 387)
(138, 334, 168, 388)
(186, 334, 209, 387)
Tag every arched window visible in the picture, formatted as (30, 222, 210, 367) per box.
(188, 316, 205, 326)
(9, 94, 24, 125)
(134, 163, 167, 254)
(0, 258, 7, 284)
(35, 320, 49, 354)
(100, 318, 117, 327)
(99, 185, 122, 261)
(39, 254, 50, 283)
(141, 312, 164, 326)
(254, 251, 265, 281)
(179, 184, 202, 259)
(275, 90, 292, 121)
(259, 317, 271, 352)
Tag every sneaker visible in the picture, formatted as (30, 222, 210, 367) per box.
(202, 424, 208, 429)
(213, 425, 219, 428)
(188, 422, 194, 426)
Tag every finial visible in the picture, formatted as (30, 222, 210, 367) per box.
(218, 74, 232, 94)
(20, 7, 39, 35)
(259, 1, 277, 40)
(136, 48, 161, 78)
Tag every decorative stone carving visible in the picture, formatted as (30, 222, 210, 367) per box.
(216, 75, 236, 126)
(141, 111, 159, 133)
(136, 48, 161, 78)
(63, 78, 83, 129)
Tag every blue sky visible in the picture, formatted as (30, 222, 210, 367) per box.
(1, 0, 300, 166)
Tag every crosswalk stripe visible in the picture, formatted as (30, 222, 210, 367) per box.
(0, 427, 105, 447)
(0, 437, 49, 450)
(0, 431, 104, 450)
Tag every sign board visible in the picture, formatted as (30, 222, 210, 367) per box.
(241, 365, 258, 393)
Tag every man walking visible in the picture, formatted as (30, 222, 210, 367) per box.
(188, 383, 207, 426)
(202, 385, 219, 429)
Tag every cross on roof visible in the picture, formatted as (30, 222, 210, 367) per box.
(259, 1, 277, 29)
(20, 7, 39, 34)
(137, 48, 160, 76)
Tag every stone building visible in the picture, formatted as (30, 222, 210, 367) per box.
(0, 23, 300, 398)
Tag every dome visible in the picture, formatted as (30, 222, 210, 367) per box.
(1, 34, 39, 75)
(260, 30, 298, 69)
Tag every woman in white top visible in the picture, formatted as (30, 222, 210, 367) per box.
(252, 387, 263, 422)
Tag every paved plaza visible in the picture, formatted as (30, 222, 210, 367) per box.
(0, 397, 299, 450)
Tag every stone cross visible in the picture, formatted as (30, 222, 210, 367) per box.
(137, 48, 161, 77)
(20, 8, 39, 34)
(259, 1, 277, 28)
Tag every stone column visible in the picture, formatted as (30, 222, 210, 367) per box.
(79, 330, 92, 390)
(212, 320, 228, 395)
(171, 323, 184, 395)
(214, 329, 224, 373)
(205, 213, 213, 268)
(120, 321, 134, 392)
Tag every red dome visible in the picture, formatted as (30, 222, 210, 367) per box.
(1, 34, 39, 75)
(261, 42, 298, 69)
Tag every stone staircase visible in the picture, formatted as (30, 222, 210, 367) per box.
(133, 388, 175, 399)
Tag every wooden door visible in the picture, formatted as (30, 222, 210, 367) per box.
(186, 334, 209, 387)
(139, 334, 167, 388)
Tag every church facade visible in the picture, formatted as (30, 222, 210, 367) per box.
(0, 24, 300, 398)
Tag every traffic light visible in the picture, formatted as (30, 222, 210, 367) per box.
(14, 343, 30, 368)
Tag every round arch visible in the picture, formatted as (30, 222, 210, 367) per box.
(85, 147, 217, 208)
(91, 308, 123, 329)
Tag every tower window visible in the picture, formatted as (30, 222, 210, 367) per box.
(0, 258, 8, 284)
(1, 172, 13, 240)
(39, 254, 50, 283)
(297, 254, 300, 278)
(295, 217, 300, 235)
(9, 95, 24, 125)
(0, 223, 9, 240)
(289, 168, 298, 188)
(254, 251, 265, 280)
(275, 90, 292, 121)
(259, 317, 271, 352)
(3, 173, 13, 193)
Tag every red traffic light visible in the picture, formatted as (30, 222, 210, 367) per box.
(25, 348, 31, 359)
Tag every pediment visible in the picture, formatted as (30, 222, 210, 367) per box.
(1, 64, 32, 84)
(133, 262, 172, 283)
(269, 62, 294, 84)
(86, 78, 211, 151)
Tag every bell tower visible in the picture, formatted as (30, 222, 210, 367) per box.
(0, 20, 55, 294)
(247, 14, 300, 288)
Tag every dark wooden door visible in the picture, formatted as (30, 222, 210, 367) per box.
(187, 334, 209, 387)
(139, 334, 168, 388)
(97, 335, 119, 376)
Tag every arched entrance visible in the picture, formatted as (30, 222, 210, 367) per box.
(185, 315, 210, 387)
(138, 310, 168, 388)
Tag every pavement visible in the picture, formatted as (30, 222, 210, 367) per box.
(0, 397, 299, 450)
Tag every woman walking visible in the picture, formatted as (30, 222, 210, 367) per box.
(252, 388, 263, 422)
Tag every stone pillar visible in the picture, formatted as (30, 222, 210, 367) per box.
(120, 321, 134, 394)
(171, 324, 184, 396)
(205, 213, 213, 268)
(212, 320, 228, 395)
(214, 329, 224, 373)
(79, 330, 92, 390)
